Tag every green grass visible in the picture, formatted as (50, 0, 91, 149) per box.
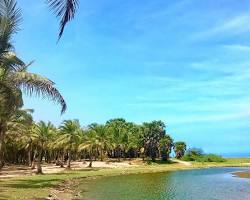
(0, 158, 249, 200)
(190, 157, 250, 167)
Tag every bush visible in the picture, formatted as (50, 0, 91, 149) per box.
(202, 154, 225, 162)
(182, 148, 204, 161)
(182, 148, 225, 163)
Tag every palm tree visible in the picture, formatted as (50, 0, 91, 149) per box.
(126, 123, 142, 159)
(174, 142, 186, 159)
(160, 135, 174, 161)
(49, 130, 65, 167)
(106, 118, 127, 161)
(78, 129, 99, 167)
(4, 109, 33, 165)
(0, 0, 66, 169)
(31, 121, 55, 174)
(142, 121, 166, 162)
(90, 124, 112, 161)
(57, 120, 81, 169)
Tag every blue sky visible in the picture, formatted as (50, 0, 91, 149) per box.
(16, 0, 250, 156)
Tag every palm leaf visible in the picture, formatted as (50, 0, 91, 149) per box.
(0, 0, 22, 54)
(12, 72, 66, 114)
(47, 0, 79, 39)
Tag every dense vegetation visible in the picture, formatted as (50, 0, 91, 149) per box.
(3, 117, 188, 173)
(0, 0, 66, 169)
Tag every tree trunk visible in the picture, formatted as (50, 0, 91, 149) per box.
(100, 149, 103, 161)
(88, 151, 93, 167)
(28, 146, 32, 167)
(117, 146, 121, 162)
(66, 151, 71, 169)
(36, 151, 43, 174)
(31, 152, 36, 169)
(60, 152, 64, 168)
(0, 123, 6, 170)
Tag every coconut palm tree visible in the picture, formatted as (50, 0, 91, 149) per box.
(49, 130, 66, 167)
(31, 121, 55, 174)
(89, 124, 112, 161)
(4, 109, 33, 165)
(106, 118, 127, 161)
(78, 129, 100, 167)
(57, 120, 81, 169)
(0, 0, 66, 169)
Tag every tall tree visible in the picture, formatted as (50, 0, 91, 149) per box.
(90, 124, 112, 161)
(160, 135, 173, 161)
(106, 118, 127, 161)
(31, 121, 55, 174)
(78, 129, 99, 167)
(57, 120, 81, 169)
(4, 109, 33, 165)
(174, 141, 186, 159)
(142, 121, 166, 162)
(0, 0, 66, 169)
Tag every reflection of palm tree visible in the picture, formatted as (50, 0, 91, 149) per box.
(0, 0, 67, 169)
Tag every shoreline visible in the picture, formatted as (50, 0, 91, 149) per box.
(232, 171, 250, 179)
(48, 162, 250, 200)
(1, 158, 250, 200)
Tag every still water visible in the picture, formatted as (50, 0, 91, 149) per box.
(79, 168, 250, 200)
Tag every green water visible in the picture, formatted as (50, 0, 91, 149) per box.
(78, 168, 250, 200)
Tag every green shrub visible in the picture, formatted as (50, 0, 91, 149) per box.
(202, 154, 225, 162)
(182, 148, 204, 161)
(182, 148, 225, 163)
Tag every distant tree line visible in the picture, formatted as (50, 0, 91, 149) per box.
(3, 117, 187, 173)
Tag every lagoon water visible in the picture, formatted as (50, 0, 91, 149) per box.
(79, 168, 250, 200)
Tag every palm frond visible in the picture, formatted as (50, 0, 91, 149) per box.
(12, 72, 66, 114)
(0, 80, 23, 115)
(0, 52, 25, 71)
(0, 0, 22, 54)
(47, 0, 79, 39)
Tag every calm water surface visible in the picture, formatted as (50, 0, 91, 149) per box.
(79, 168, 250, 200)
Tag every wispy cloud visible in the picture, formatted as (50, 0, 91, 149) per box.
(191, 14, 250, 40)
(166, 110, 250, 124)
(222, 44, 250, 51)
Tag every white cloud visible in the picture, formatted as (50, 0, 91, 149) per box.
(191, 14, 250, 40)
(222, 44, 250, 51)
